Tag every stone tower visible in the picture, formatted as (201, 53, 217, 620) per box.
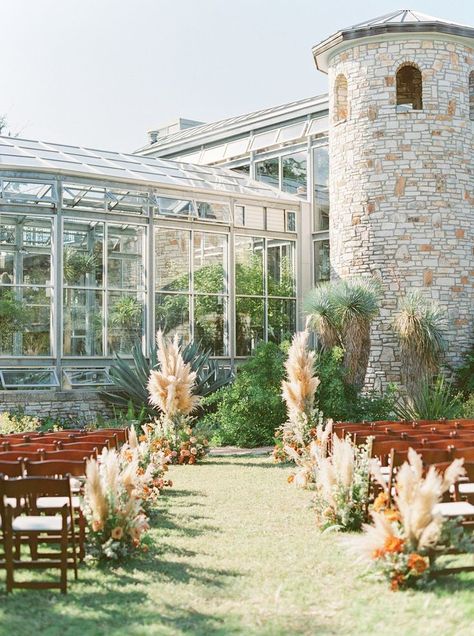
(313, 10, 474, 389)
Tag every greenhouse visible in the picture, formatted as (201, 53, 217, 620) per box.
(0, 135, 305, 390)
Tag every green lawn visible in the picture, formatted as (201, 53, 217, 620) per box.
(1, 455, 473, 635)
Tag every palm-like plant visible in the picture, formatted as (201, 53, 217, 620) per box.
(101, 337, 233, 414)
(393, 291, 446, 400)
(304, 278, 380, 390)
(333, 278, 380, 390)
(394, 376, 461, 421)
(303, 282, 340, 350)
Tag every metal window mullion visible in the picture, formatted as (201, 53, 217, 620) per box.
(55, 181, 63, 386)
(147, 205, 154, 356)
(263, 237, 268, 342)
(189, 228, 194, 342)
(103, 223, 108, 356)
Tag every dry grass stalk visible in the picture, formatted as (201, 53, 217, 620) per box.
(148, 330, 200, 417)
(281, 331, 320, 421)
(85, 458, 108, 525)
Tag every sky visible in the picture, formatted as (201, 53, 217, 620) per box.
(2, 0, 474, 153)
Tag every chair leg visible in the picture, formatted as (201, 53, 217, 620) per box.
(4, 528, 14, 593)
(60, 518, 68, 594)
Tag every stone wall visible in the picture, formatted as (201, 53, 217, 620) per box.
(0, 390, 113, 423)
(328, 35, 474, 389)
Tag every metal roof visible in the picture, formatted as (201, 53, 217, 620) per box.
(0, 135, 300, 203)
(137, 93, 328, 156)
(313, 9, 474, 72)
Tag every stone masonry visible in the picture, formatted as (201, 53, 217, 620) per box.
(0, 390, 113, 423)
(328, 35, 474, 389)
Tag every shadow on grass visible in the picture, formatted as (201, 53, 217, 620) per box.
(203, 459, 289, 469)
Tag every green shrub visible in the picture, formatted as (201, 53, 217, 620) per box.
(454, 347, 474, 398)
(394, 376, 462, 421)
(461, 394, 474, 419)
(200, 342, 286, 447)
(314, 346, 396, 422)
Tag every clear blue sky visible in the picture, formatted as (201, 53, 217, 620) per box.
(2, 0, 474, 152)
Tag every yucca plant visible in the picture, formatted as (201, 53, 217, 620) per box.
(333, 278, 380, 390)
(304, 278, 380, 390)
(303, 282, 340, 351)
(394, 376, 462, 421)
(393, 291, 446, 400)
(101, 337, 233, 414)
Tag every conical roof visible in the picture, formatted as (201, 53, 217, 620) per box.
(313, 9, 474, 72)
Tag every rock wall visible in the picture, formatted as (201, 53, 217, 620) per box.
(0, 390, 113, 423)
(328, 36, 474, 389)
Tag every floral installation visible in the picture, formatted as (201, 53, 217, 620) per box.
(284, 420, 333, 489)
(119, 426, 172, 509)
(313, 434, 371, 531)
(354, 448, 474, 590)
(147, 331, 208, 464)
(275, 331, 322, 462)
(81, 448, 150, 562)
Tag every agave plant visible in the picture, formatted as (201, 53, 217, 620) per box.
(304, 277, 380, 390)
(101, 337, 233, 414)
(394, 376, 462, 421)
(393, 290, 446, 400)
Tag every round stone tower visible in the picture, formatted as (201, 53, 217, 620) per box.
(313, 10, 474, 389)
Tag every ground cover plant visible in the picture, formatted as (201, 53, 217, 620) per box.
(1, 455, 473, 636)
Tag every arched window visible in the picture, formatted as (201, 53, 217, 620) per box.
(396, 64, 422, 110)
(469, 71, 474, 121)
(334, 74, 348, 122)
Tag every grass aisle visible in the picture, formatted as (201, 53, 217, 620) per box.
(1, 455, 473, 635)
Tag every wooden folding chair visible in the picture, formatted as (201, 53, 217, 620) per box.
(0, 450, 44, 462)
(24, 460, 87, 561)
(0, 476, 76, 593)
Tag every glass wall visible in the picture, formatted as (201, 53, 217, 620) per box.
(0, 213, 52, 356)
(0, 172, 300, 388)
(313, 146, 329, 231)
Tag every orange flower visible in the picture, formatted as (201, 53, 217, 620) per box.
(373, 492, 389, 512)
(287, 474, 295, 484)
(408, 553, 428, 574)
(111, 526, 123, 540)
(188, 455, 196, 465)
(390, 573, 405, 591)
(92, 519, 103, 532)
(384, 508, 400, 523)
(139, 434, 146, 442)
(384, 536, 405, 554)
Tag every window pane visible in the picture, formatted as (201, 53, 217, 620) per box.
(267, 239, 296, 297)
(155, 228, 190, 292)
(194, 295, 228, 356)
(314, 239, 330, 284)
(255, 157, 279, 188)
(235, 236, 264, 296)
(313, 146, 329, 231)
(0, 368, 58, 388)
(0, 286, 51, 356)
(193, 232, 227, 294)
(282, 152, 307, 198)
(22, 253, 51, 286)
(155, 197, 194, 218)
(196, 201, 230, 223)
(63, 221, 104, 287)
(231, 164, 250, 175)
(155, 293, 190, 343)
(63, 289, 103, 356)
(236, 297, 264, 356)
(268, 299, 296, 345)
(107, 292, 144, 355)
(107, 225, 145, 290)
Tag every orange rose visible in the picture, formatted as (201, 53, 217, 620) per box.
(188, 455, 196, 464)
(384, 536, 405, 554)
(407, 553, 428, 574)
(390, 573, 404, 591)
(111, 526, 123, 540)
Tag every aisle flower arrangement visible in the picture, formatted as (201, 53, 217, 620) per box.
(147, 331, 208, 464)
(275, 330, 323, 463)
(120, 427, 172, 509)
(82, 448, 150, 561)
(313, 434, 371, 531)
(355, 449, 473, 589)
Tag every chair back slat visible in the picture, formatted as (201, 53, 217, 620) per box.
(0, 460, 23, 477)
(24, 459, 86, 478)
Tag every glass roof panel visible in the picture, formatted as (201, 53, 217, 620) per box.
(0, 135, 299, 202)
